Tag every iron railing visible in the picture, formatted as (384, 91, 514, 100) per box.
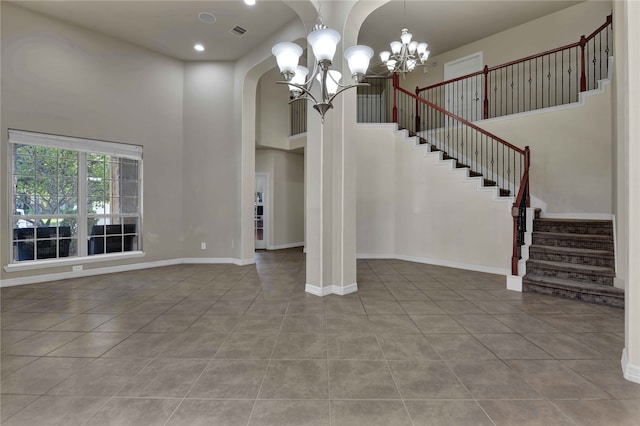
(356, 76, 394, 124)
(512, 155, 530, 276)
(290, 100, 307, 136)
(395, 83, 530, 275)
(415, 14, 612, 123)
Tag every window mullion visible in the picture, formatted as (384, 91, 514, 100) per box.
(77, 152, 88, 257)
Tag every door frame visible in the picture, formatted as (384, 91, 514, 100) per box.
(444, 51, 484, 121)
(255, 173, 269, 250)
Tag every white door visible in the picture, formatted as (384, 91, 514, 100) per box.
(444, 52, 483, 121)
(255, 174, 267, 249)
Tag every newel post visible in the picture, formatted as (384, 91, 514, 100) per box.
(415, 86, 421, 133)
(525, 146, 531, 207)
(511, 203, 520, 276)
(483, 65, 489, 119)
(392, 74, 399, 123)
(579, 35, 587, 92)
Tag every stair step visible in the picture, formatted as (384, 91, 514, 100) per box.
(499, 188, 511, 197)
(529, 245, 615, 268)
(532, 232, 614, 251)
(469, 171, 483, 178)
(523, 274, 624, 308)
(526, 259, 614, 286)
(534, 218, 613, 236)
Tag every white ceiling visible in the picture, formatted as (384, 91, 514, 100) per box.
(11, 0, 581, 62)
(360, 0, 581, 60)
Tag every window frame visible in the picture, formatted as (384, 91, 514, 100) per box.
(5, 130, 144, 271)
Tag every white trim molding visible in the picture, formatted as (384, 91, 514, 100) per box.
(622, 349, 640, 384)
(507, 275, 523, 292)
(1, 256, 255, 287)
(4, 251, 146, 273)
(305, 282, 358, 297)
(182, 257, 256, 266)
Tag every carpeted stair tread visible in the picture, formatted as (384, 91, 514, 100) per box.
(529, 245, 614, 257)
(532, 231, 612, 241)
(523, 274, 625, 301)
(534, 218, 613, 225)
(527, 259, 614, 276)
(524, 274, 624, 292)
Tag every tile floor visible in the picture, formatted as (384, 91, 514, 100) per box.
(1, 248, 640, 425)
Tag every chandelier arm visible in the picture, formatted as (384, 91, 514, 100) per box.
(300, 60, 321, 88)
(275, 80, 320, 105)
(326, 82, 370, 105)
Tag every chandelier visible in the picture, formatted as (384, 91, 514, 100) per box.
(271, 18, 374, 121)
(380, 27, 430, 76)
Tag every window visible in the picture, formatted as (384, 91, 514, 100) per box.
(8, 130, 142, 264)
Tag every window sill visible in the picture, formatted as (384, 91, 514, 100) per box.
(3, 251, 145, 273)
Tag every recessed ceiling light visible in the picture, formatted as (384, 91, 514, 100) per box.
(244, 0, 256, 6)
(198, 12, 216, 23)
(194, 44, 205, 52)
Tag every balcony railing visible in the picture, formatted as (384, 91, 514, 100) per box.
(416, 14, 613, 122)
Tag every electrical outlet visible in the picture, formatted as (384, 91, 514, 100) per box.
(72, 265, 83, 272)
(201, 242, 206, 250)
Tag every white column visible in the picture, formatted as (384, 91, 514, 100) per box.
(618, 0, 640, 383)
(304, 1, 359, 296)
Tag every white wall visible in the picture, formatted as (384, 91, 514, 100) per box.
(357, 125, 513, 274)
(255, 149, 305, 249)
(1, 3, 184, 280)
(182, 63, 239, 258)
(479, 82, 613, 215)
(402, 1, 612, 91)
(257, 67, 291, 150)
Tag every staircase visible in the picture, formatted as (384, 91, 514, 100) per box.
(523, 217, 624, 307)
(413, 133, 512, 197)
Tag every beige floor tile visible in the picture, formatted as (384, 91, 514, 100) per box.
(388, 360, 471, 399)
(327, 334, 383, 360)
(480, 400, 574, 426)
(188, 359, 268, 398)
(505, 359, 611, 399)
(405, 400, 493, 426)
(48, 358, 151, 396)
(259, 360, 329, 399)
(447, 359, 541, 399)
(47, 332, 131, 357)
(1, 357, 93, 395)
(168, 399, 254, 426)
(1, 331, 84, 356)
(249, 400, 330, 426)
(84, 397, 180, 426)
(331, 400, 412, 426)
(2, 396, 107, 426)
(273, 333, 328, 359)
(328, 360, 399, 399)
(376, 333, 441, 360)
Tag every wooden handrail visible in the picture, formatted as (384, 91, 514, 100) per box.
(511, 147, 530, 276)
(395, 84, 526, 154)
(585, 13, 612, 43)
(416, 70, 484, 93)
(417, 14, 612, 94)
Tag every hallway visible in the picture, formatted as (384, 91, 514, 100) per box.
(2, 249, 639, 425)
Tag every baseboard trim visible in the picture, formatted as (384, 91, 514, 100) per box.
(621, 349, 640, 384)
(357, 253, 509, 276)
(539, 212, 614, 220)
(182, 257, 256, 266)
(1, 256, 255, 287)
(506, 275, 523, 292)
(305, 282, 358, 297)
(266, 242, 304, 250)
